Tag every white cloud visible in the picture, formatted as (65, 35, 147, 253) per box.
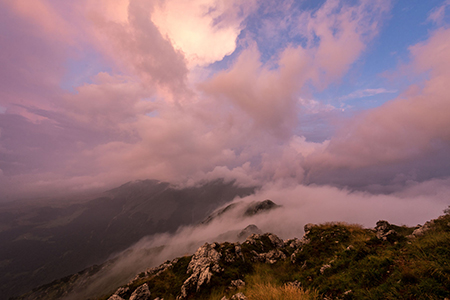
(299, 98, 337, 114)
(428, 0, 450, 25)
(338, 88, 397, 101)
(151, 0, 257, 67)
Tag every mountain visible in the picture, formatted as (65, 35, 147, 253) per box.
(14, 209, 450, 300)
(9, 199, 278, 300)
(0, 179, 256, 300)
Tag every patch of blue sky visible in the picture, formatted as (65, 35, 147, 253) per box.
(145, 111, 159, 118)
(312, 0, 446, 112)
(360, 0, 443, 75)
(239, 0, 309, 65)
(60, 50, 112, 93)
(205, 38, 245, 73)
(294, 0, 328, 12)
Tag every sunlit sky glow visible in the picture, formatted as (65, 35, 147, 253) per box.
(1, 0, 450, 200)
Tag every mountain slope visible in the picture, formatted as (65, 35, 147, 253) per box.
(14, 208, 450, 300)
(0, 179, 256, 300)
(91, 212, 450, 299)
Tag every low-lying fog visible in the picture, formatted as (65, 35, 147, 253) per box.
(64, 178, 450, 299)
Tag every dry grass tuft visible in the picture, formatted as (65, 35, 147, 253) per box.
(245, 282, 319, 300)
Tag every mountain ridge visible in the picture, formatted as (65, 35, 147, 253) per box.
(0, 179, 257, 300)
(13, 208, 450, 300)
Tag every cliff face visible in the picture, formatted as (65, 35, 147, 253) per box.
(16, 210, 450, 300)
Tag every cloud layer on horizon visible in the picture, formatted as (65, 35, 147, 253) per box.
(1, 0, 450, 201)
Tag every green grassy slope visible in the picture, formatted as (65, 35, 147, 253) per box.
(101, 210, 450, 300)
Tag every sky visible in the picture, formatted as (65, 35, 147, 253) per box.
(1, 0, 450, 204)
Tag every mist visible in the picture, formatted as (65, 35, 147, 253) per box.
(62, 177, 449, 299)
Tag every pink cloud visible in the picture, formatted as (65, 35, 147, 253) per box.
(4, 0, 73, 43)
(86, 0, 190, 96)
(299, 0, 390, 89)
(7, 0, 446, 200)
(305, 27, 450, 177)
(200, 45, 304, 138)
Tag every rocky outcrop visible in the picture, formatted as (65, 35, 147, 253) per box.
(408, 220, 435, 238)
(202, 200, 280, 225)
(230, 279, 245, 290)
(244, 200, 280, 216)
(223, 244, 245, 263)
(320, 264, 332, 274)
(244, 233, 285, 250)
(129, 283, 151, 300)
(237, 224, 262, 239)
(133, 258, 178, 282)
(178, 242, 222, 299)
(111, 286, 129, 299)
(375, 220, 399, 241)
(45, 216, 449, 300)
(202, 203, 239, 224)
(244, 233, 288, 264)
(231, 292, 248, 300)
(254, 249, 287, 264)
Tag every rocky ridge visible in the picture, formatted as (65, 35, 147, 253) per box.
(101, 212, 450, 300)
(13, 210, 450, 300)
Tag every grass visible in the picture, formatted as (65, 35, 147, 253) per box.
(96, 213, 450, 300)
(244, 282, 319, 300)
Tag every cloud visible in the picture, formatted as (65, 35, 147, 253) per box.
(201, 0, 389, 137)
(151, 0, 258, 67)
(428, 0, 450, 25)
(61, 176, 449, 299)
(304, 27, 450, 185)
(4, 0, 450, 200)
(4, 0, 73, 43)
(338, 88, 397, 101)
(299, 98, 337, 114)
(85, 0, 190, 96)
(298, 0, 390, 89)
(0, 0, 396, 200)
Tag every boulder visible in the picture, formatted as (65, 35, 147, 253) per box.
(178, 243, 222, 299)
(231, 292, 248, 300)
(129, 283, 151, 300)
(113, 286, 129, 297)
(230, 279, 245, 289)
(375, 220, 398, 241)
(408, 220, 434, 238)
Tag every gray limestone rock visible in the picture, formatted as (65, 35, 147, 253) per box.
(177, 242, 222, 299)
(267, 233, 284, 248)
(230, 279, 245, 289)
(258, 249, 287, 264)
(408, 220, 434, 239)
(231, 292, 248, 300)
(224, 243, 244, 263)
(286, 280, 302, 288)
(375, 220, 398, 241)
(113, 286, 129, 297)
(304, 223, 316, 235)
(320, 264, 331, 274)
(129, 283, 151, 300)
